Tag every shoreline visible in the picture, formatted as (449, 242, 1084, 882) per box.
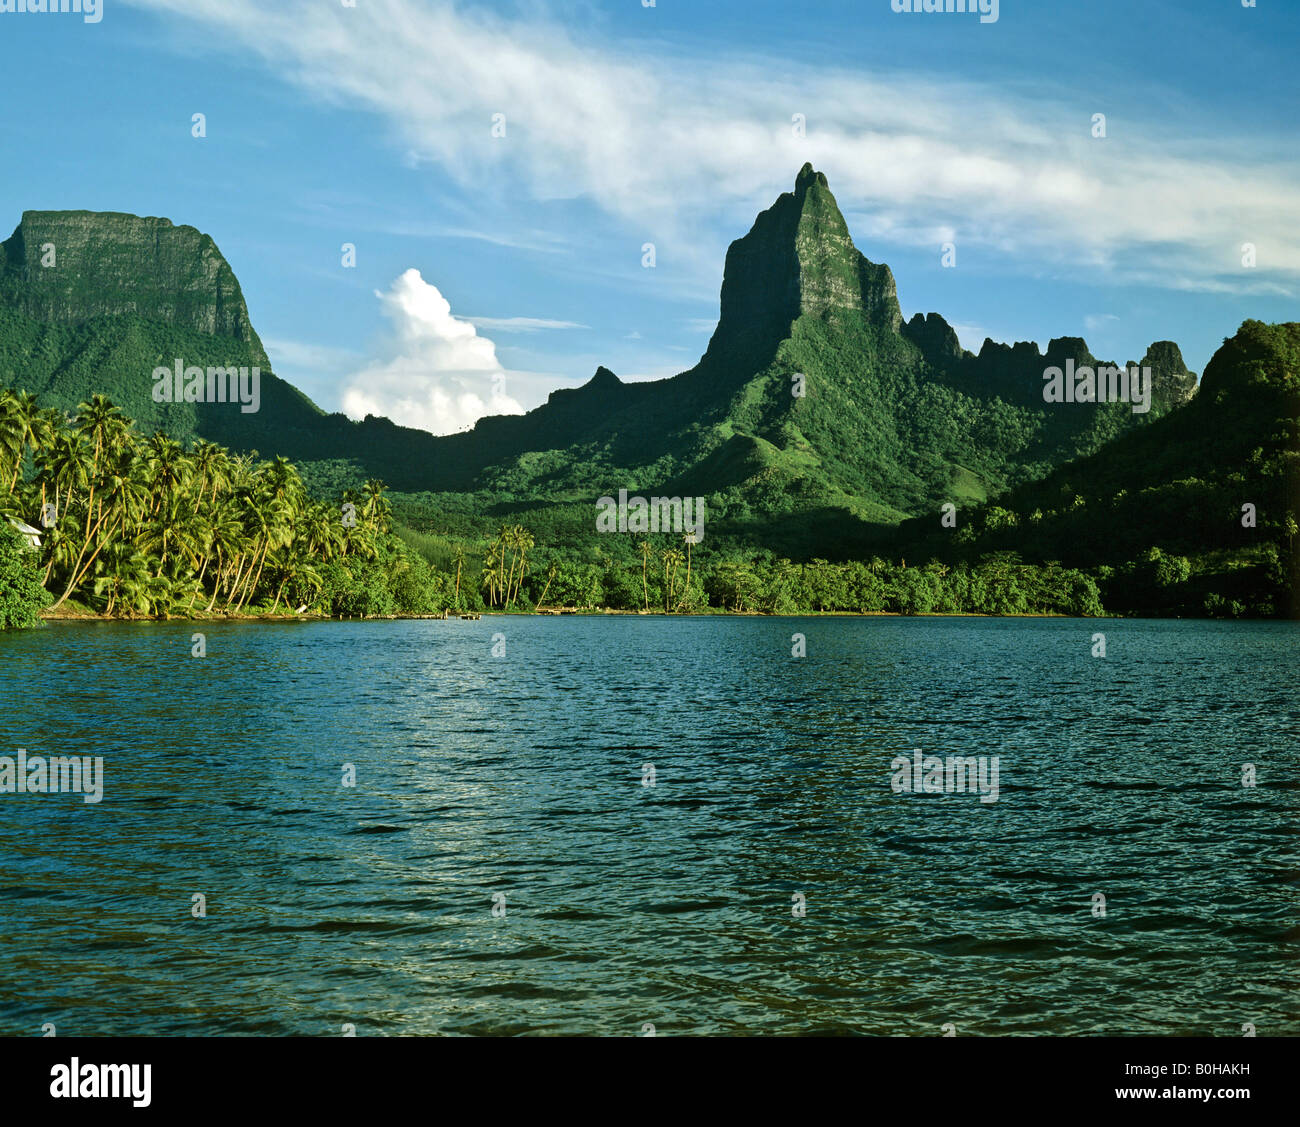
(36, 606, 1230, 623)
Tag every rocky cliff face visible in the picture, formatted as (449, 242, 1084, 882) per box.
(961, 333, 1197, 411)
(903, 311, 966, 368)
(702, 163, 903, 368)
(0, 210, 268, 366)
(1139, 341, 1198, 406)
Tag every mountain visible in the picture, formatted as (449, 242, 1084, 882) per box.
(0, 165, 1206, 540)
(397, 163, 1197, 532)
(892, 319, 1300, 617)
(700, 163, 903, 369)
(0, 211, 269, 365)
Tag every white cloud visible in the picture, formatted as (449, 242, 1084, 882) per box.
(379, 221, 571, 255)
(122, 0, 1300, 297)
(465, 316, 588, 333)
(340, 269, 525, 435)
(1083, 314, 1120, 334)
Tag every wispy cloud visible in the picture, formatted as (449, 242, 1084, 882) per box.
(466, 316, 588, 333)
(378, 221, 571, 254)
(123, 0, 1300, 294)
(263, 337, 360, 372)
(1083, 314, 1120, 334)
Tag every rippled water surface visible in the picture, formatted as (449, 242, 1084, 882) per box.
(1, 616, 1297, 1036)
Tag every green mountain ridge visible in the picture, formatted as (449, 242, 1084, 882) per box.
(892, 318, 1300, 617)
(0, 165, 1271, 574)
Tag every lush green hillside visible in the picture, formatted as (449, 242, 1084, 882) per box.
(890, 320, 1300, 617)
(3, 314, 1294, 622)
(0, 167, 1293, 617)
(0, 167, 1195, 526)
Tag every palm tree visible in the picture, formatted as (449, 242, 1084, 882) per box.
(0, 391, 26, 491)
(75, 396, 131, 541)
(76, 395, 129, 474)
(682, 531, 697, 608)
(45, 428, 91, 527)
(481, 540, 503, 608)
(507, 526, 534, 607)
(92, 543, 150, 617)
(202, 507, 247, 613)
(44, 430, 112, 610)
(137, 489, 204, 580)
(190, 439, 230, 507)
(2, 390, 43, 494)
(231, 481, 293, 611)
(639, 539, 652, 612)
(276, 552, 323, 615)
(362, 478, 390, 531)
(662, 548, 684, 612)
(536, 561, 558, 611)
(143, 433, 188, 515)
(500, 526, 519, 606)
(494, 525, 511, 603)
(452, 544, 466, 609)
(29, 406, 62, 517)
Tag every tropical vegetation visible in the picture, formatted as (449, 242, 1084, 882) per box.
(0, 390, 446, 622)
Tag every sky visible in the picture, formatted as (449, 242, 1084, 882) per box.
(1, 0, 1296, 435)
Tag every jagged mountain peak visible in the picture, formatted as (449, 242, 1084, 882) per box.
(903, 311, 966, 367)
(794, 162, 830, 193)
(587, 365, 622, 390)
(1141, 340, 1198, 406)
(701, 165, 903, 368)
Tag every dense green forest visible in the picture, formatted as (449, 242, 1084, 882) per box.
(0, 389, 448, 624)
(888, 321, 1300, 619)
(0, 390, 1112, 624)
(378, 322, 1299, 622)
(3, 315, 1296, 626)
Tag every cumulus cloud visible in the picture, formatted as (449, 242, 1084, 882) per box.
(341, 269, 525, 435)
(122, 0, 1300, 294)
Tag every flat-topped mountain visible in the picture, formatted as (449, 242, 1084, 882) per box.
(0, 210, 268, 366)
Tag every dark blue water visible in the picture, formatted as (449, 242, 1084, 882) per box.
(0, 616, 1296, 1036)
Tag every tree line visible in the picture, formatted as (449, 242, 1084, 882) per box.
(0, 390, 1107, 627)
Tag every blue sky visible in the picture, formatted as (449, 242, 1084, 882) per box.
(1, 0, 1296, 434)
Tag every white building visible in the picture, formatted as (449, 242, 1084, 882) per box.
(7, 518, 42, 551)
